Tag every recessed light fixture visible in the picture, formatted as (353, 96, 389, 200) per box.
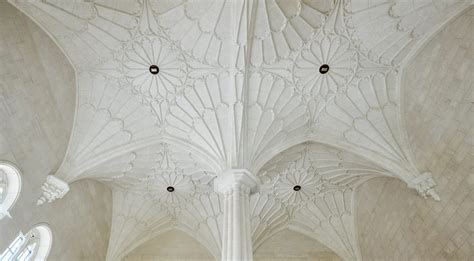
(319, 64, 329, 74)
(166, 186, 174, 192)
(149, 65, 159, 75)
(293, 185, 301, 191)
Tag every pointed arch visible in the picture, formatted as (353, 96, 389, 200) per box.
(0, 223, 53, 260)
(0, 161, 22, 220)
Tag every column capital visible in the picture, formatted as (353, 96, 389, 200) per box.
(214, 169, 259, 195)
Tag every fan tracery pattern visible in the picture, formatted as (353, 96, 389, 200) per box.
(293, 33, 358, 98)
(8, 0, 472, 259)
(122, 36, 188, 102)
(346, 0, 469, 65)
(255, 142, 389, 260)
(251, 0, 334, 65)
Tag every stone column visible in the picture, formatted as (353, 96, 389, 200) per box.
(214, 169, 259, 261)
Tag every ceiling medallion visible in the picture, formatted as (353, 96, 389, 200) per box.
(293, 34, 358, 98)
(319, 64, 329, 74)
(149, 65, 159, 75)
(147, 170, 195, 204)
(123, 36, 187, 101)
(274, 167, 321, 206)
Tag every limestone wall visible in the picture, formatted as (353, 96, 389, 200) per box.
(356, 7, 473, 260)
(0, 1, 112, 260)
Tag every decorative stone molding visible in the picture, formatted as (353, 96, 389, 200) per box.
(122, 35, 187, 103)
(214, 169, 259, 195)
(273, 166, 320, 207)
(0, 162, 22, 220)
(258, 143, 389, 260)
(407, 172, 441, 201)
(105, 190, 176, 261)
(214, 169, 259, 261)
(0, 172, 9, 219)
(37, 175, 70, 205)
(293, 33, 358, 99)
(8, 0, 470, 259)
(251, 0, 333, 65)
(346, 0, 470, 65)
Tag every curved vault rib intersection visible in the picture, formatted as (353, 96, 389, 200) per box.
(7, 0, 473, 260)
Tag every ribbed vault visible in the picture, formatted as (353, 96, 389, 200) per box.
(357, 6, 473, 260)
(7, 0, 472, 260)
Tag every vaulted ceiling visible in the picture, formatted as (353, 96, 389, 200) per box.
(6, 0, 472, 260)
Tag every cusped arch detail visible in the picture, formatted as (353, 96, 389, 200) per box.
(253, 228, 343, 260)
(0, 223, 53, 260)
(0, 161, 22, 220)
(255, 141, 395, 260)
(112, 226, 218, 261)
(31, 224, 53, 260)
(254, 138, 395, 180)
(68, 137, 222, 183)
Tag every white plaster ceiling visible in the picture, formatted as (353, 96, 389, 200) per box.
(7, 0, 472, 260)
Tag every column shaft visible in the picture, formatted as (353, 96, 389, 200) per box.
(214, 169, 258, 261)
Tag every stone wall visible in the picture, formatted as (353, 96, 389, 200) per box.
(124, 228, 341, 261)
(123, 230, 214, 261)
(356, 7, 473, 260)
(0, 1, 112, 260)
(254, 229, 341, 261)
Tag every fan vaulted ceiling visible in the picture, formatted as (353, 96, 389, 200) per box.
(7, 0, 472, 260)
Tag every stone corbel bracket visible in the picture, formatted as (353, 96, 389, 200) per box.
(407, 172, 441, 201)
(37, 175, 70, 205)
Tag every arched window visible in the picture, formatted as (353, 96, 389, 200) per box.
(0, 224, 52, 260)
(0, 161, 22, 219)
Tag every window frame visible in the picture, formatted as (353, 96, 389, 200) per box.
(0, 161, 22, 220)
(0, 224, 52, 261)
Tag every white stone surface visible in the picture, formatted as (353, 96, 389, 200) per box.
(215, 169, 258, 260)
(254, 229, 341, 261)
(357, 6, 473, 260)
(0, 1, 113, 260)
(124, 228, 342, 261)
(0, 161, 22, 219)
(8, 0, 470, 194)
(0, 0, 472, 260)
(123, 230, 214, 261)
(36, 175, 70, 205)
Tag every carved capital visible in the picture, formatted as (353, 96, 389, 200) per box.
(37, 175, 70, 205)
(408, 172, 441, 201)
(214, 169, 259, 195)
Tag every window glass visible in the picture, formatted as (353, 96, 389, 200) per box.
(0, 232, 25, 260)
(0, 225, 52, 261)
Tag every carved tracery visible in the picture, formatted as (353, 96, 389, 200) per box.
(7, 0, 472, 259)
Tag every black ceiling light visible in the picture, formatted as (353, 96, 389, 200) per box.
(319, 64, 330, 74)
(166, 186, 175, 192)
(149, 64, 160, 75)
(293, 185, 301, 191)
